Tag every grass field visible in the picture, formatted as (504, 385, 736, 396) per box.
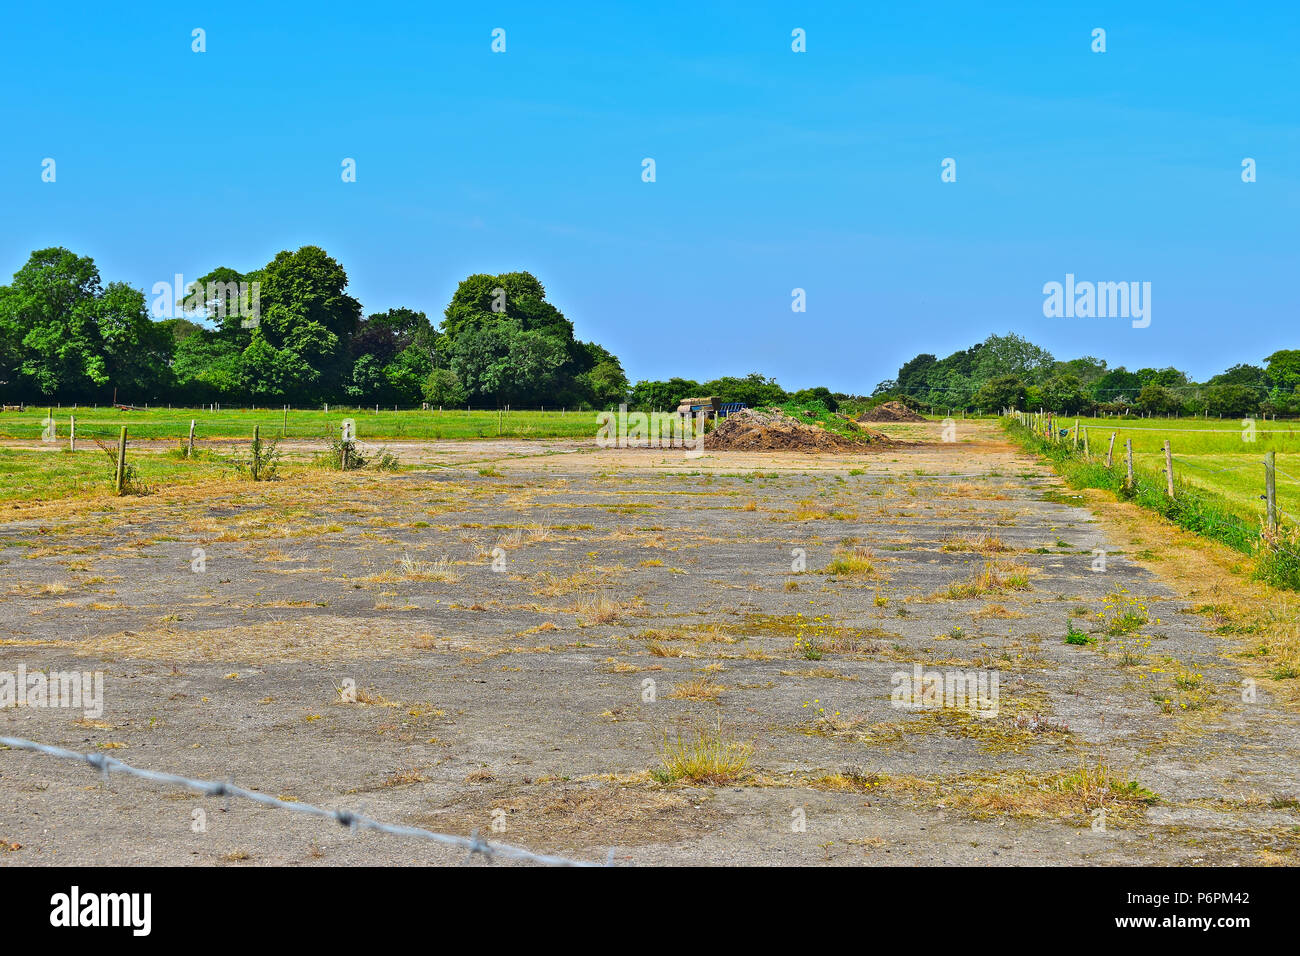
(1006, 414, 1300, 591)
(0, 446, 246, 503)
(0, 406, 601, 443)
(1062, 416, 1300, 523)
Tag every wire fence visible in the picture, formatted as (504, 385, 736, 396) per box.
(0, 735, 609, 867)
(0, 406, 613, 445)
(1071, 423, 1299, 435)
(1005, 413, 1300, 566)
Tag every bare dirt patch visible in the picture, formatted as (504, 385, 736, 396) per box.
(705, 407, 885, 452)
(858, 401, 927, 423)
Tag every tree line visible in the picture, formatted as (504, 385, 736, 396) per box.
(3, 249, 1295, 418)
(0, 247, 628, 409)
(879, 333, 1300, 418)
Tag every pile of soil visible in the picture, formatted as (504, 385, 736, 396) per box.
(858, 401, 927, 423)
(704, 407, 885, 452)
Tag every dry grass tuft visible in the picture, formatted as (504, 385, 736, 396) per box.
(654, 720, 752, 785)
(944, 560, 1031, 599)
(667, 677, 725, 702)
(941, 533, 1009, 554)
(822, 547, 876, 577)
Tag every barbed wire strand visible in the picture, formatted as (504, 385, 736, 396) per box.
(0, 735, 609, 868)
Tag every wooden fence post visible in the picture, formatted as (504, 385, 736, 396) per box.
(187, 419, 196, 458)
(283, 405, 288, 437)
(1073, 419, 1079, 451)
(1125, 439, 1134, 490)
(251, 425, 261, 481)
(1265, 451, 1278, 530)
(1106, 432, 1116, 468)
(1083, 427, 1090, 459)
(69, 415, 76, 452)
(1163, 440, 1175, 498)
(114, 427, 128, 495)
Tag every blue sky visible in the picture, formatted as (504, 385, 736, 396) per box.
(2, 1, 1296, 392)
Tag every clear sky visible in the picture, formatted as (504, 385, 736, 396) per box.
(2, 1, 1296, 392)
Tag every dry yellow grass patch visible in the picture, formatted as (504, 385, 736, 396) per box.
(380, 768, 428, 787)
(533, 569, 605, 597)
(574, 593, 636, 625)
(668, 678, 725, 702)
(779, 666, 858, 680)
(338, 685, 400, 707)
(792, 499, 829, 521)
(395, 554, 459, 582)
(940, 533, 1009, 554)
(945, 760, 1156, 824)
(633, 626, 736, 646)
(943, 560, 1032, 599)
(972, 603, 1026, 619)
(809, 769, 883, 791)
(647, 643, 696, 658)
(82, 617, 438, 663)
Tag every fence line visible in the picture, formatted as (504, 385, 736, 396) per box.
(0, 735, 608, 867)
(1005, 412, 1300, 562)
(1074, 423, 1296, 436)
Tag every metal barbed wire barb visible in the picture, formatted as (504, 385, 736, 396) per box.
(0, 736, 606, 867)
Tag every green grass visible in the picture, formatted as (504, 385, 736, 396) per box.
(772, 399, 875, 442)
(1005, 416, 1300, 591)
(0, 447, 232, 502)
(1065, 416, 1300, 521)
(0, 406, 601, 443)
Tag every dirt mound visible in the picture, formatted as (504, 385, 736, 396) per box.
(704, 407, 885, 452)
(858, 401, 927, 423)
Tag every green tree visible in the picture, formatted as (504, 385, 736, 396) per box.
(439, 271, 614, 406)
(790, 387, 839, 412)
(94, 282, 175, 400)
(1090, 367, 1144, 405)
(627, 378, 702, 410)
(348, 307, 436, 404)
(1136, 383, 1182, 416)
(422, 368, 466, 406)
(1205, 384, 1261, 418)
(250, 247, 361, 401)
(973, 333, 1054, 384)
(1052, 355, 1108, 386)
(1041, 373, 1089, 414)
(972, 375, 1027, 412)
(1264, 351, 1300, 392)
(896, 354, 937, 399)
(698, 373, 787, 406)
(0, 248, 107, 399)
